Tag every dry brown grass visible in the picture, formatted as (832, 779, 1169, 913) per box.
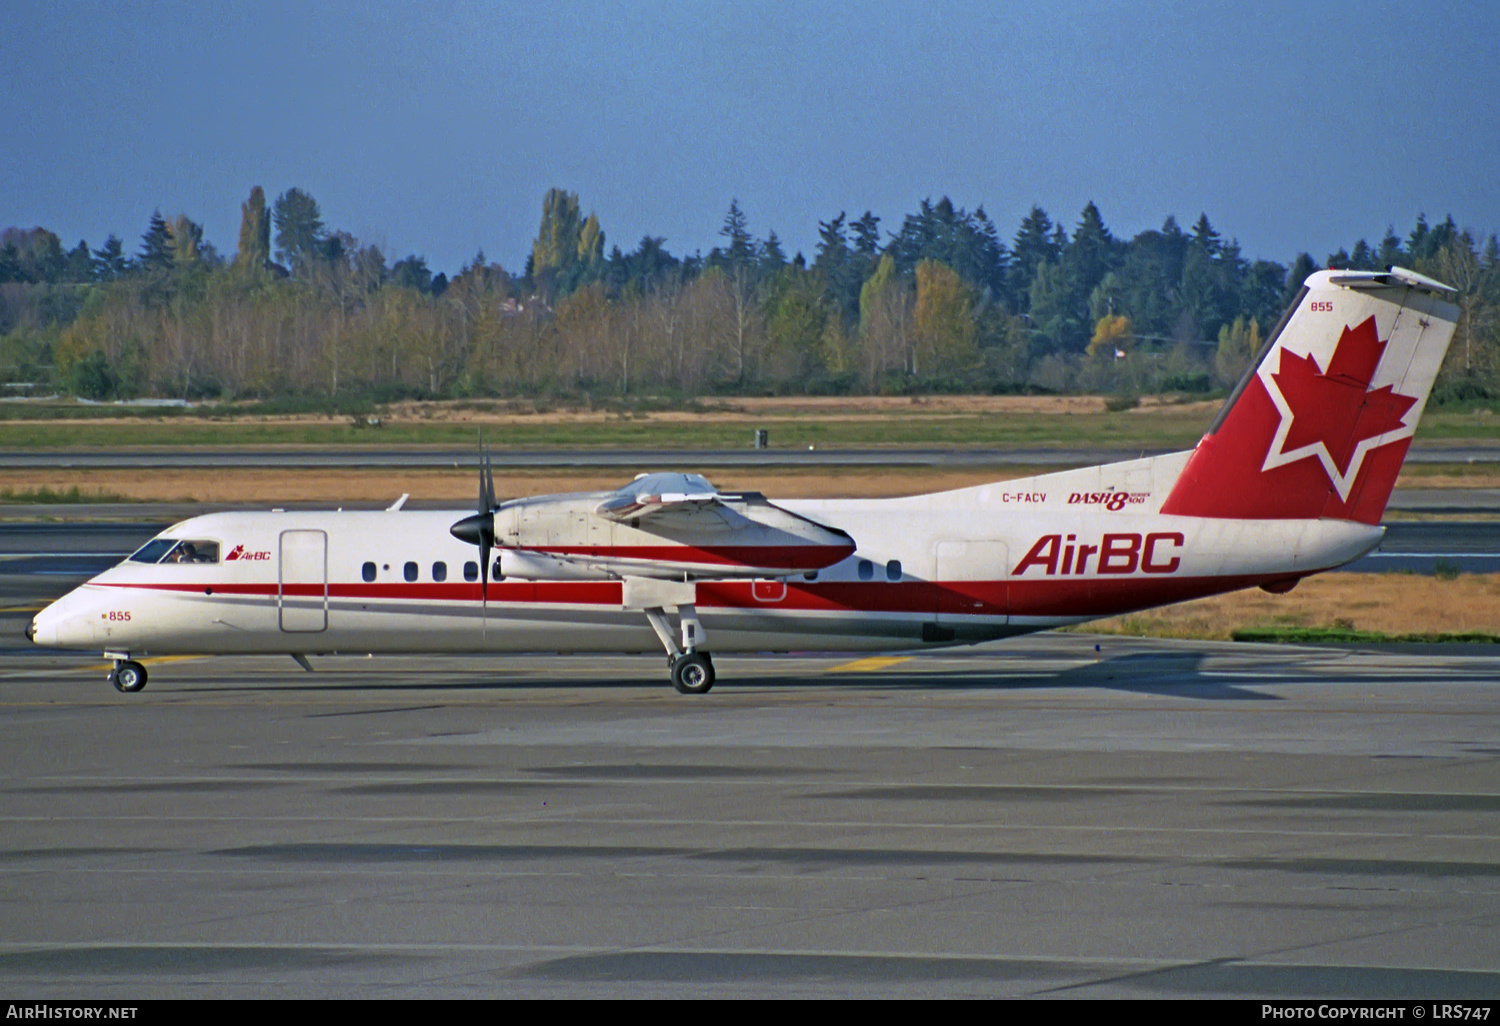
(1395, 469, 1500, 489)
(1084, 572, 1500, 640)
(9, 393, 1218, 429)
(4, 459, 1493, 506)
(388, 394, 1123, 423)
(0, 466, 1041, 505)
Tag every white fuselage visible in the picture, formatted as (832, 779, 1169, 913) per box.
(30, 453, 1383, 660)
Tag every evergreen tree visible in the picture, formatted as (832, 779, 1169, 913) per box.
(273, 187, 326, 274)
(1062, 202, 1120, 330)
(1190, 213, 1221, 257)
(1377, 226, 1404, 269)
(1284, 252, 1319, 305)
(92, 235, 128, 280)
(886, 199, 1007, 298)
(1242, 259, 1290, 330)
(851, 211, 881, 256)
(1009, 206, 1057, 306)
(0, 241, 23, 284)
(760, 231, 787, 274)
(390, 255, 434, 293)
(718, 199, 755, 267)
(1027, 259, 1084, 352)
(815, 212, 862, 321)
(138, 211, 173, 271)
(64, 240, 93, 283)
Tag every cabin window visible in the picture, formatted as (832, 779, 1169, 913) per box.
(362, 561, 376, 582)
(464, 561, 478, 582)
(857, 559, 874, 581)
(492, 558, 503, 580)
(886, 559, 902, 581)
(432, 561, 447, 582)
(404, 561, 419, 582)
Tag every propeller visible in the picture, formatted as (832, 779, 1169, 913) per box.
(450, 448, 498, 608)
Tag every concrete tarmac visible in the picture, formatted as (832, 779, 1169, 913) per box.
(1, 636, 1497, 998)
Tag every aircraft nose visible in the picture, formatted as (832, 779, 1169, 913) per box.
(28, 590, 96, 649)
(27, 614, 55, 647)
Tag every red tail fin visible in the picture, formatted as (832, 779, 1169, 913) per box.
(1161, 268, 1459, 524)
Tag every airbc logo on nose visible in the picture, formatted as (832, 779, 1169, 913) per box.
(1068, 491, 1148, 512)
(1014, 532, 1184, 577)
(225, 545, 271, 561)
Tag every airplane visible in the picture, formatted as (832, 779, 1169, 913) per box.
(28, 266, 1460, 695)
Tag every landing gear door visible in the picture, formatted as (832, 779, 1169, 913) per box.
(279, 529, 328, 633)
(934, 540, 1009, 626)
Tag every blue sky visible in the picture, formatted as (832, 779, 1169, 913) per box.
(4, 1, 1496, 274)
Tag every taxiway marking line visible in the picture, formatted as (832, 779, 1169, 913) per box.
(827, 656, 913, 673)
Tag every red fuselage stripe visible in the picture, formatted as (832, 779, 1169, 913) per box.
(100, 572, 1289, 618)
(499, 543, 854, 570)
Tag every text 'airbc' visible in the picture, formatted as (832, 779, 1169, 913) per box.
(1013, 532, 1184, 576)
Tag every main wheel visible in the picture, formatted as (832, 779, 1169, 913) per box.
(111, 660, 148, 693)
(671, 652, 715, 695)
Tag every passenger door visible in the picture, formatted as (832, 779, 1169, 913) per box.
(279, 530, 328, 633)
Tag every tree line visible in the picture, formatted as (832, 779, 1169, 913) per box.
(1, 185, 1496, 404)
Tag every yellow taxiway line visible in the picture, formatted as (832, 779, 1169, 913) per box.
(826, 655, 913, 673)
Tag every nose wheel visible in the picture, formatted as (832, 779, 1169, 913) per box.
(110, 660, 148, 693)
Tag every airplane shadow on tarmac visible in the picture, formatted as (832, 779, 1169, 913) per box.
(141, 647, 1289, 701)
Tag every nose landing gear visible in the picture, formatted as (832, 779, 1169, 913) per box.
(109, 659, 148, 693)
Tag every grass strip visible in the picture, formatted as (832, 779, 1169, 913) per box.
(0, 485, 133, 504)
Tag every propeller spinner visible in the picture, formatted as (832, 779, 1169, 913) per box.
(449, 449, 498, 603)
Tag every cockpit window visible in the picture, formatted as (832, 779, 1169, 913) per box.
(163, 540, 219, 564)
(129, 539, 220, 564)
(129, 539, 178, 564)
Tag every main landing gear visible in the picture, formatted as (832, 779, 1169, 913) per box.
(622, 578, 717, 695)
(642, 604, 716, 695)
(109, 658, 148, 693)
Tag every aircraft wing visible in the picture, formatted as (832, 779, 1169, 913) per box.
(482, 471, 858, 578)
(596, 485, 722, 522)
(593, 472, 730, 526)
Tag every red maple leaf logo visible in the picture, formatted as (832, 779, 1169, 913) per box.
(1262, 316, 1417, 498)
(225, 544, 245, 561)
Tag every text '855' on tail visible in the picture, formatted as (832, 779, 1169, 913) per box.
(1160, 267, 1460, 525)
